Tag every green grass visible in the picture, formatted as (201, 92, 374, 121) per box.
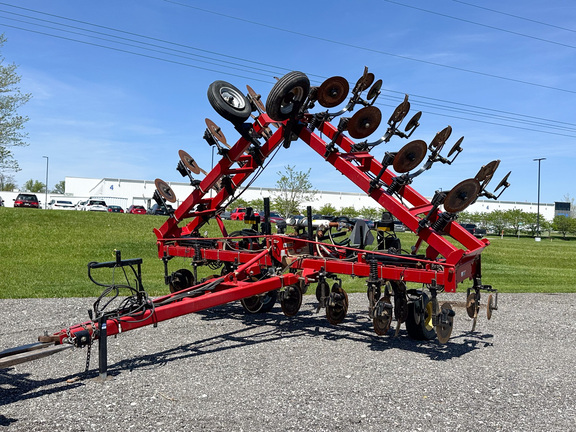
(1, 207, 574, 298)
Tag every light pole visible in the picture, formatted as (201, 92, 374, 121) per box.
(533, 157, 545, 240)
(43, 156, 49, 209)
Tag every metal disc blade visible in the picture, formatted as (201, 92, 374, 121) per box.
(318, 76, 349, 108)
(354, 69, 374, 93)
(447, 136, 464, 157)
(155, 178, 177, 203)
(487, 294, 494, 320)
(444, 178, 481, 213)
(392, 139, 427, 173)
(436, 302, 454, 344)
(205, 118, 228, 146)
(466, 293, 478, 318)
(474, 160, 500, 184)
(178, 149, 203, 175)
(494, 171, 511, 192)
(430, 126, 453, 149)
(404, 111, 422, 132)
(246, 85, 266, 113)
(389, 96, 410, 124)
(347, 106, 382, 138)
(367, 79, 383, 100)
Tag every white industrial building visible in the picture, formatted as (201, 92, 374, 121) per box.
(0, 175, 557, 221)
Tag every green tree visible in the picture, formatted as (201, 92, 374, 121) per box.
(228, 197, 248, 210)
(247, 198, 264, 212)
(0, 172, 16, 191)
(522, 212, 541, 237)
(339, 205, 359, 217)
(23, 179, 45, 193)
(273, 165, 316, 217)
(504, 209, 525, 236)
(318, 203, 337, 215)
(552, 215, 575, 239)
(52, 180, 65, 194)
(0, 35, 31, 177)
(485, 210, 507, 235)
(358, 206, 380, 220)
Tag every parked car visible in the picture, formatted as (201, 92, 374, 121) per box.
(127, 205, 147, 215)
(263, 212, 284, 224)
(0, 196, 4, 207)
(393, 220, 406, 232)
(84, 199, 108, 212)
(75, 200, 87, 211)
(219, 210, 231, 220)
(461, 223, 487, 238)
(230, 207, 259, 221)
(48, 199, 75, 210)
(350, 217, 375, 230)
(13, 193, 39, 208)
(107, 205, 124, 213)
(148, 203, 173, 215)
(312, 214, 335, 222)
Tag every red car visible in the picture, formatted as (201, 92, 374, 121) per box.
(127, 205, 147, 215)
(14, 193, 39, 208)
(230, 207, 259, 221)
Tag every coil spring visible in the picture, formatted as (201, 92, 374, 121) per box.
(387, 179, 401, 195)
(208, 260, 221, 270)
(368, 257, 378, 282)
(431, 213, 451, 232)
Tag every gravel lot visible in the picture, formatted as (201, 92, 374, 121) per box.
(1, 293, 575, 431)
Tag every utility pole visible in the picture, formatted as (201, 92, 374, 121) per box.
(533, 158, 545, 240)
(43, 156, 49, 209)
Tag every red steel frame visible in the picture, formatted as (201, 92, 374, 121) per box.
(35, 111, 489, 347)
(154, 112, 488, 293)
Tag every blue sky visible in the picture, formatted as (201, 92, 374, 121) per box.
(1, 0, 574, 205)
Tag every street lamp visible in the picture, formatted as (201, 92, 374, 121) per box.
(533, 157, 545, 240)
(43, 156, 49, 209)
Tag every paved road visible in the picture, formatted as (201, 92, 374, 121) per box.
(1, 293, 574, 431)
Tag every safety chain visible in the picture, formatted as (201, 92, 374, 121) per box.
(83, 323, 95, 375)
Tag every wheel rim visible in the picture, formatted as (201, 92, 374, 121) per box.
(219, 86, 246, 110)
(280, 86, 305, 115)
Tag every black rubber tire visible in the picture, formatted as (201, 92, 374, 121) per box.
(240, 290, 278, 314)
(207, 80, 252, 125)
(406, 292, 436, 340)
(265, 71, 310, 121)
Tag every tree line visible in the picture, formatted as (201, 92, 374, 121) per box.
(459, 209, 575, 238)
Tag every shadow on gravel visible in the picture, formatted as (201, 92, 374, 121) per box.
(193, 302, 493, 361)
(0, 414, 17, 426)
(0, 368, 86, 409)
(0, 302, 493, 410)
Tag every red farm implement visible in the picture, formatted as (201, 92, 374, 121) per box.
(1, 69, 510, 375)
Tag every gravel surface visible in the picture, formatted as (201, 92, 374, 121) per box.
(1, 293, 575, 431)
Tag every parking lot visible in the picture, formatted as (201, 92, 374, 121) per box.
(1, 292, 574, 431)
